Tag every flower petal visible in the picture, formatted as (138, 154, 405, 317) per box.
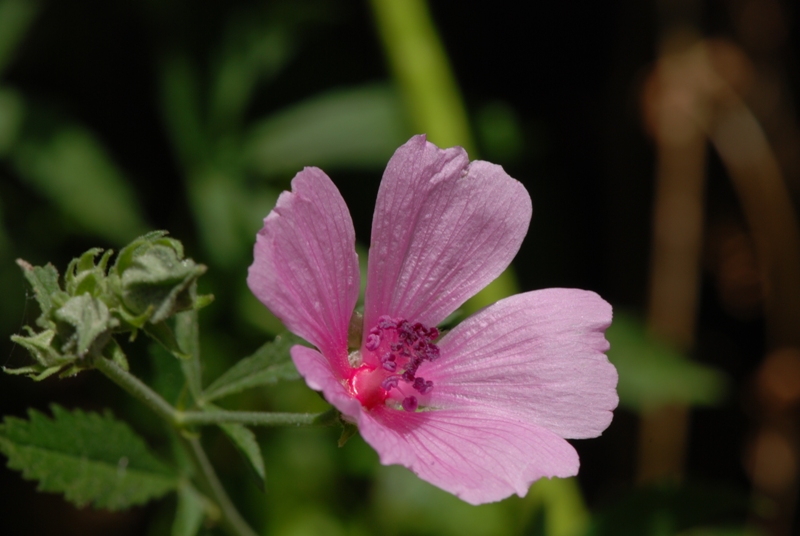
(364, 135, 532, 329)
(425, 289, 618, 439)
(358, 404, 579, 505)
(291, 345, 361, 418)
(248, 168, 359, 375)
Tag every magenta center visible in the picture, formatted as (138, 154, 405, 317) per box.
(347, 315, 440, 412)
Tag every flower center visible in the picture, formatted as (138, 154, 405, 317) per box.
(348, 315, 440, 411)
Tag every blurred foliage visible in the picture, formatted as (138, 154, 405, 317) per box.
(607, 313, 729, 413)
(585, 483, 755, 536)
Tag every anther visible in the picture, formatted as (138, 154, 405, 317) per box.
(381, 375, 400, 391)
(365, 333, 380, 351)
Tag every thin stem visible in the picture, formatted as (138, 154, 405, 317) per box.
(182, 435, 258, 536)
(93, 354, 177, 424)
(180, 408, 338, 428)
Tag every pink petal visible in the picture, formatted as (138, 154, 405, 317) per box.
(247, 168, 359, 376)
(424, 289, 618, 439)
(364, 135, 532, 330)
(291, 345, 361, 418)
(358, 404, 579, 505)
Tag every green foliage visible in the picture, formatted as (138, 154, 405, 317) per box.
(12, 122, 148, 243)
(243, 84, 409, 176)
(172, 483, 210, 536)
(218, 421, 266, 491)
(0, 405, 177, 510)
(53, 293, 116, 356)
(17, 259, 62, 327)
(584, 483, 751, 536)
(111, 231, 210, 325)
(7, 233, 211, 379)
(606, 313, 729, 412)
(203, 332, 303, 402)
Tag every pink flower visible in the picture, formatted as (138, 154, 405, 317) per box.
(247, 135, 618, 504)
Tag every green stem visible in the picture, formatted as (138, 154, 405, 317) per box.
(92, 354, 177, 424)
(180, 408, 338, 427)
(369, 0, 475, 153)
(182, 435, 258, 536)
(92, 356, 261, 536)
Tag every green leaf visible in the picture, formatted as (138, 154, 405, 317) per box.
(172, 483, 208, 536)
(243, 84, 409, 177)
(217, 420, 265, 491)
(16, 259, 61, 327)
(0, 405, 177, 510)
(203, 332, 303, 402)
(12, 124, 147, 244)
(606, 314, 728, 413)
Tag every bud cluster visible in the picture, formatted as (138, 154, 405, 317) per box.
(8, 231, 212, 380)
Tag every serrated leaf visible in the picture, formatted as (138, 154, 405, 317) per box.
(203, 332, 303, 402)
(606, 313, 728, 413)
(217, 420, 265, 491)
(172, 483, 208, 536)
(16, 259, 61, 326)
(243, 84, 409, 177)
(0, 405, 177, 510)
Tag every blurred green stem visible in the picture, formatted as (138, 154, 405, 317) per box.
(368, 0, 474, 153)
(182, 435, 258, 536)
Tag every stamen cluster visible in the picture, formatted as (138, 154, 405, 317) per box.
(365, 315, 440, 411)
